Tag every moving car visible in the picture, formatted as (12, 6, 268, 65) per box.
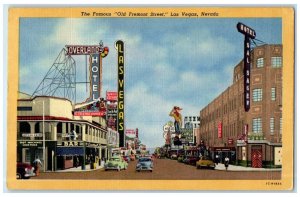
(17, 162, 36, 179)
(136, 157, 153, 172)
(122, 155, 130, 163)
(196, 156, 215, 170)
(104, 156, 128, 171)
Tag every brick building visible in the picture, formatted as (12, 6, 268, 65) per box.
(198, 44, 282, 168)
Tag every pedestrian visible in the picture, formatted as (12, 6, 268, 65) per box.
(74, 156, 79, 168)
(33, 157, 42, 176)
(215, 154, 220, 165)
(224, 156, 230, 171)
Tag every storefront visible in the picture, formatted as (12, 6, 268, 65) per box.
(211, 147, 236, 164)
(17, 140, 56, 172)
(236, 140, 282, 168)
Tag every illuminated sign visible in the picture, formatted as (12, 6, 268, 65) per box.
(106, 91, 118, 101)
(116, 40, 125, 147)
(21, 133, 43, 137)
(57, 141, 84, 147)
(237, 22, 256, 39)
(218, 122, 222, 138)
(125, 129, 136, 138)
(237, 22, 256, 112)
(180, 128, 194, 143)
(89, 54, 100, 102)
(68, 43, 109, 116)
(66, 45, 104, 55)
(244, 124, 249, 142)
(244, 37, 251, 112)
(228, 138, 233, 145)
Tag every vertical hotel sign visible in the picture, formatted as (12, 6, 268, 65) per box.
(218, 122, 222, 138)
(116, 40, 125, 147)
(237, 22, 256, 112)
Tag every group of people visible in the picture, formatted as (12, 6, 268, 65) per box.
(215, 154, 230, 170)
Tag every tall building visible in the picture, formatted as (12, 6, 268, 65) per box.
(198, 44, 282, 168)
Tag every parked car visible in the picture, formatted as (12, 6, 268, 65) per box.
(170, 153, 178, 160)
(17, 162, 36, 179)
(177, 155, 185, 163)
(196, 156, 215, 170)
(136, 157, 153, 172)
(104, 156, 128, 171)
(183, 156, 199, 166)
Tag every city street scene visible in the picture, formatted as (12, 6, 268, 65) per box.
(16, 12, 283, 182)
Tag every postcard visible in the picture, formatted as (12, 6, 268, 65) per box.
(6, 6, 294, 190)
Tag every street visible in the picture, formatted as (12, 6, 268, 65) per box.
(32, 158, 281, 180)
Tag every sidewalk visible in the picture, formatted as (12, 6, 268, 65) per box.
(53, 163, 105, 173)
(214, 163, 281, 171)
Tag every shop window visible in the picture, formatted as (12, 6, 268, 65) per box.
(253, 88, 263, 102)
(271, 57, 282, 68)
(257, 58, 264, 68)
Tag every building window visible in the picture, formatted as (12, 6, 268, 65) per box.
(270, 117, 274, 135)
(253, 88, 263, 102)
(257, 58, 264, 68)
(17, 106, 32, 111)
(271, 87, 276, 101)
(271, 57, 282, 68)
(280, 118, 282, 134)
(252, 118, 262, 133)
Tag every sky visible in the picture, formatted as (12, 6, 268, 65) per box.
(19, 17, 282, 148)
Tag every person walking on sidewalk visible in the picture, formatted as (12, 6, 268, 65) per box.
(33, 157, 43, 176)
(215, 154, 220, 165)
(224, 156, 230, 171)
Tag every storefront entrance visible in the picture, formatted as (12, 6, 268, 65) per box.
(251, 146, 262, 168)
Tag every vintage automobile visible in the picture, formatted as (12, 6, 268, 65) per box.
(177, 155, 185, 163)
(104, 156, 128, 171)
(196, 156, 216, 170)
(136, 157, 153, 172)
(122, 155, 130, 163)
(183, 156, 199, 166)
(17, 162, 36, 179)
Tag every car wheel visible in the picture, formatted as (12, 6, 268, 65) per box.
(16, 173, 21, 179)
(196, 165, 200, 169)
(150, 170, 153, 172)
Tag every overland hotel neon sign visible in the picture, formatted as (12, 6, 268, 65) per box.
(67, 44, 109, 116)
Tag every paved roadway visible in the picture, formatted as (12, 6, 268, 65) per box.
(32, 158, 281, 180)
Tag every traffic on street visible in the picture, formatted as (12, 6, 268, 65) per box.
(32, 156, 281, 180)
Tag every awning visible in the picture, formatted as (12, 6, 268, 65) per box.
(56, 147, 84, 156)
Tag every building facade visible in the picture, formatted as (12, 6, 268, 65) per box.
(198, 44, 282, 168)
(17, 94, 109, 171)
